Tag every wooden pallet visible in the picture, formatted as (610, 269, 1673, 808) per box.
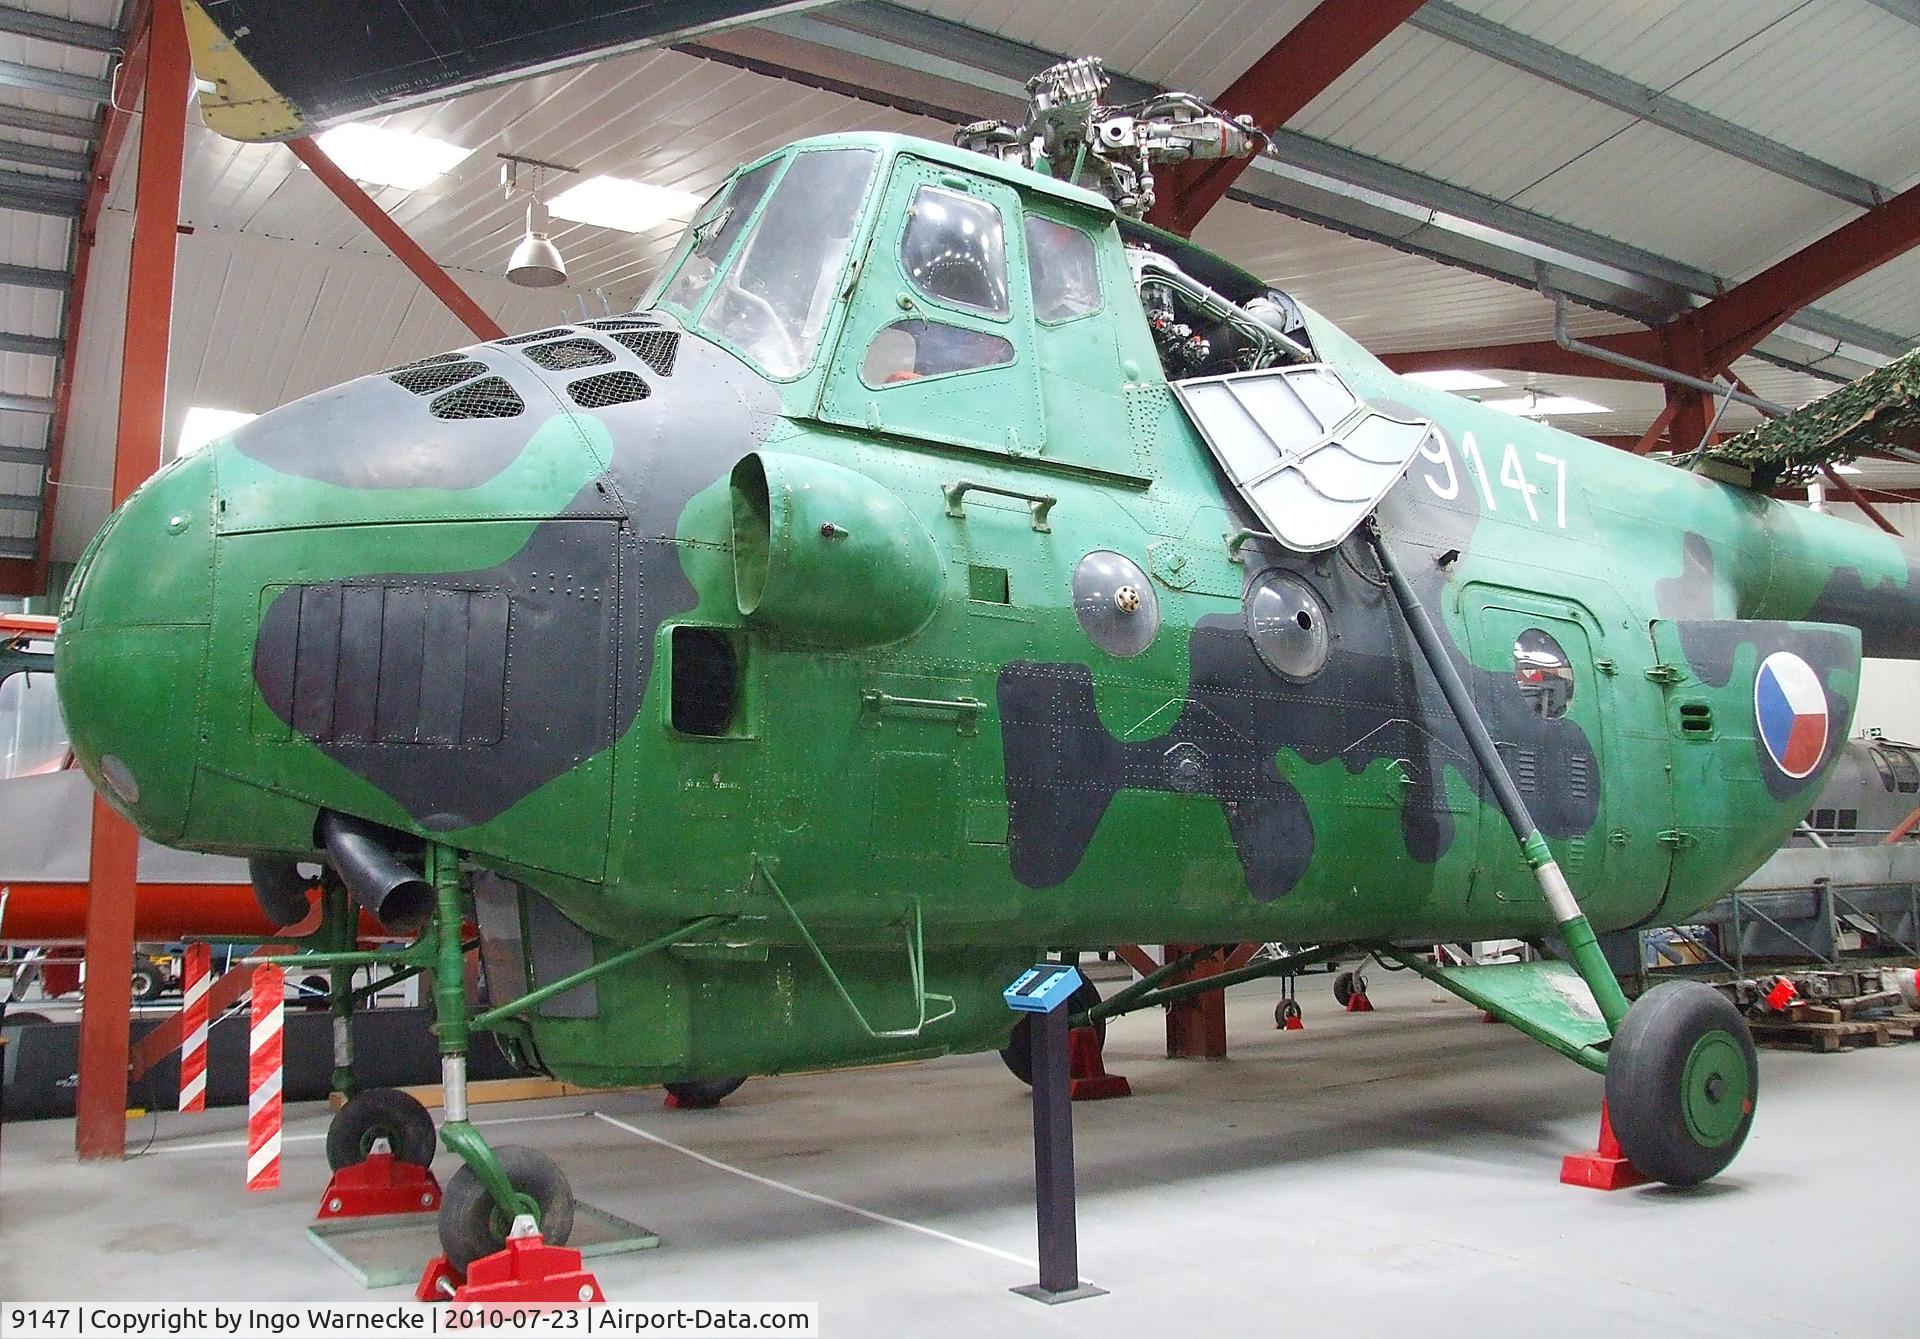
(1749, 1016, 1893, 1052)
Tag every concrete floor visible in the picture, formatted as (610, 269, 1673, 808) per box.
(2, 969, 1912, 1337)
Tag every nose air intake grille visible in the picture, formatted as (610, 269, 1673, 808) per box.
(391, 359, 489, 395)
(430, 376, 525, 420)
(583, 316, 661, 330)
(567, 370, 651, 410)
(613, 330, 679, 376)
(496, 326, 574, 346)
(523, 338, 613, 371)
(385, 351, 466, 373)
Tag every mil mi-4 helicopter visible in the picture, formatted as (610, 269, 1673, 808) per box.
(57, 56, 1918, 1268)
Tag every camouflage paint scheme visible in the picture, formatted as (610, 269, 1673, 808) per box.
(56, 133, 1898, 1087)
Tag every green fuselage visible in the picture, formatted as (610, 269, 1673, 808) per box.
(55, 133, 1906, 1084)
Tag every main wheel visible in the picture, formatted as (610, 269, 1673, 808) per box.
(326, 1086, 437, 1170)
(663, 1075, 748, 1108)
(1605, 981, 1758, 1187)
(1332, 970, 1357, 1008)
(131, 958, 164, 1003)
(1000, 979, 1104, 1086)
(438, 1145, 575, 1273)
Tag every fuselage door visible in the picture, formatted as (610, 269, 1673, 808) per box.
(1463, 591, 1613, 912)
(817, 156, 1045, 457)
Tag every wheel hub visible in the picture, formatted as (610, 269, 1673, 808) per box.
(1680, 1029, 1749, 1147)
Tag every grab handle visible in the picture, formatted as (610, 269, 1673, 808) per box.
(942, 479, 1055, 532)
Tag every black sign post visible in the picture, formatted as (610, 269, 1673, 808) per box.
(1006, 966, 1106, 1304)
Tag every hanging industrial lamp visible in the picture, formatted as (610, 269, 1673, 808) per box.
(508, 197, 567, 288)
(500, 154, 576, 289)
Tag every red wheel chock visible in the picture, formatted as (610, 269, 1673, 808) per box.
(1344, 992, 1374, 1013)
(1559, 1102, 1650, 1191)
(316, 1152, 442, 1220)
(1068, 1025, 1131, 1101)
(416, 1225, 605, 1305)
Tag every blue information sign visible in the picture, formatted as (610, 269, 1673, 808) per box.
(1003, 964, 1084, 1014)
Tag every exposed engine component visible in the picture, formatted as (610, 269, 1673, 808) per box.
(955, 56, 1264, 218)
(1130, 249, 1312, 377)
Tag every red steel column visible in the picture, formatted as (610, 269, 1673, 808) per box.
(74, 0, 190, 1160)
(1162, 944, 1229, 1059)
(286, 138, 504, 342)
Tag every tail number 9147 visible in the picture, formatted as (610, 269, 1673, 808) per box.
(1418, 428, 1568, 529)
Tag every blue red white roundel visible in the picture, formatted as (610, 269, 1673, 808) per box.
(1754, 651, 1828, 780)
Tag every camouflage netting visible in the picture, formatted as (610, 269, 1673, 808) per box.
(1708, 345, 1920, 487)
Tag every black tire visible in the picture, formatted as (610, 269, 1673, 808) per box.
(1000, 978, 1105, 1086)
(1274, 997, 1302, 1028)
(1332, 970, 1357, 1008)
(1, 1010, 50, 1027)
(663, 1075, 748, 1108)
(1605, 981, 1758, 1187)
(130, 959, 164, 1003)
(326, 1086, 438, 1170)
(438, 1145, 575, 1273)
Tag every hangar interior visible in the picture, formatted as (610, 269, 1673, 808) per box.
(2, 1, 1919, 1334)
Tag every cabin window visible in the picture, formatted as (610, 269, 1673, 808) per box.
(1027, 216, 1101, 322)
(1513, 628, 1574, 719)
(1888, 747, 1920, 794)
(702, 148, 877, 378)
(1872, 747, 1897, 791)
(861, 319, 1014, 387)
(0, 668, 68, 779)
(899, 186, 1009, 317)
(659, 158, 780, 315)
(670, 626, 745, 737)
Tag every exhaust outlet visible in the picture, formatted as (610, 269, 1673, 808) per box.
(246, 858, 315, 929)
(315, 810, 433, 933)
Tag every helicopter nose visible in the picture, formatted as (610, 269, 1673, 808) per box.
(56, 448, 217, 842)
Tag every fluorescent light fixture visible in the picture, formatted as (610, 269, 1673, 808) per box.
(1401, 369, 1503, 391)
(548, 175, 701, 232)
(1832, 462, 1862, 475)
(312, 124, 472, 190)
(178, 406, 256, 457)
(1481, 394, 1609, 418)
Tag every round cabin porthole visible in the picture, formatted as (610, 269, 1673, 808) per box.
(1073, 550, 1159, 657)
(1246, 571, 1331, 682)
(1514, 628, 1574, 718)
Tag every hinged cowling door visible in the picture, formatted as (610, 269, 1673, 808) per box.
(818, 157, 1044, 456)
(1649, 619, 1859, 921)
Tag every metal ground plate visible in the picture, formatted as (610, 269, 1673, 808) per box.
(307, 1203, 660, 1290)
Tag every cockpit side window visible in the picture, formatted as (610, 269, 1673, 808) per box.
(899, 186, 1009, 318)
(700, 148, 877, 379)
(659, 158, 781, 316)
(1027, 216, 1101, 323)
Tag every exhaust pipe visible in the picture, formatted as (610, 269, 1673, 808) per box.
(315, 811, 433, 933)
(246, 858, 315, 929)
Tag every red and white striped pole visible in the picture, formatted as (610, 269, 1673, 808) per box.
(177, 943, 210, 1113)
(247, 963, 284, 1192)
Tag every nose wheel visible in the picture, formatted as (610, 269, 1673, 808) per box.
(438, 1145, 577, 1273)
(327, 1087, 437, 1170)
(1604, 981, 1758, 1187)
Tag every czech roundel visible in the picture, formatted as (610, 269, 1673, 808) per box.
(1754, 651, 1828, 780)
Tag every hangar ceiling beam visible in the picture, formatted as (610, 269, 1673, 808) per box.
(1863, 1, 1920, 26)
(708, 4, 1908, 383)
(0, 55, 109, 102)
(0, 330, 61, 357)
(1386, 180, 1920, 395)
(1145, 0, 1428, 235)
(287, 138, 506, 343)
(0, 167, 84, 214)
(1409, 3, 1886, 208)
(0, 261, 70, 292)
(0, 102, 97, 140)
(0, 5, 120, 51)
(76, 0, 187, 1164)
(0, 139, 89, 174)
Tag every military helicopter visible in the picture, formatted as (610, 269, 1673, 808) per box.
(56, 56, 1917, 1269)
